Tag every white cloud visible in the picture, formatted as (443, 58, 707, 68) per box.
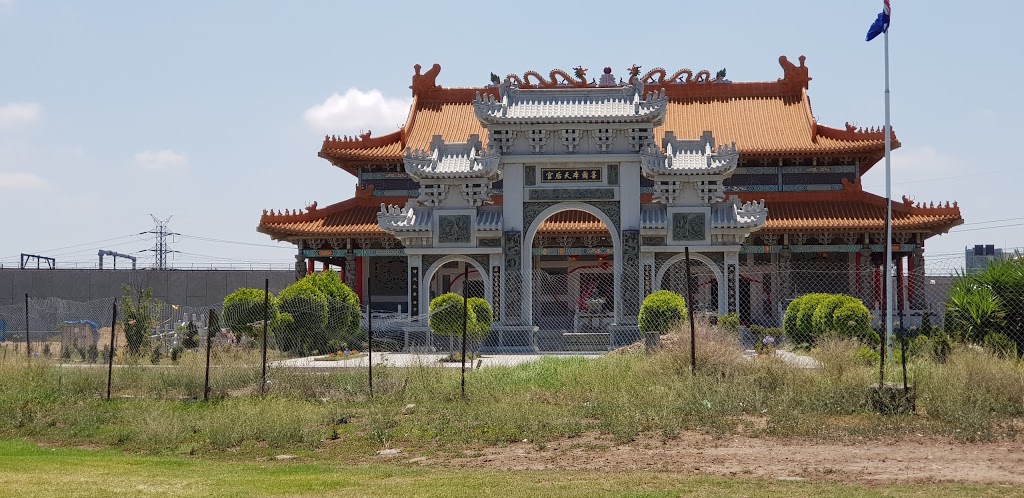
(0, 102, 41, 129)
(0, 172, 48, 190)
(303, 89, 411, 134)
(133, 149, 189, 171)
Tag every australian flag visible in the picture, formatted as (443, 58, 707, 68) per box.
(866, 0, 891, 41)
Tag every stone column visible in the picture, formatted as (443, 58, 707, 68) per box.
(407, 254, 422, 318)
(725, 251, 739, 315)
(621, 230, 641, 322)
(489, 253, 502, 322)
(344, 257, 357, 290)
(294, 253, 306, 282)
(641, 253, 655, 299)
(503, 231, 523, 325)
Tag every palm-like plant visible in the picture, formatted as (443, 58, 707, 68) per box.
(945, 278, 1006, 344)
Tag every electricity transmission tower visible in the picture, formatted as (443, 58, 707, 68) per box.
(143, 215, 179, 269)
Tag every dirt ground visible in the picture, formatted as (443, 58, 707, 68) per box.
(441, 432, 1024, 485)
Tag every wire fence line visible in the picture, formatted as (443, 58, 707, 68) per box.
(0, 253, 1021, 402)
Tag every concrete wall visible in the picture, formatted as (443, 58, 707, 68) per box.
(0, 269, 295, 307)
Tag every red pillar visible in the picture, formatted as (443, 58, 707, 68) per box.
(355, 256, 364, 304)
(307, 259, 315, 275)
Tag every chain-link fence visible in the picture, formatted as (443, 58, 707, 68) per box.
(1, 253, 1021, 402)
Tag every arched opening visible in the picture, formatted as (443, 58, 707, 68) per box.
(657, 255, 722, 317)
(523, 204, 620, 350)
(421, 256, 489, 318)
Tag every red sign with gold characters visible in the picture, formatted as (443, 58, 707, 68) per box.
(541, 168, 602, 183)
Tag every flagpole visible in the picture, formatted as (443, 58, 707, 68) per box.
(883, 28, 894, 367)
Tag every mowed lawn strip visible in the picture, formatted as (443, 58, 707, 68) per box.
(0, 440, 1015, 498)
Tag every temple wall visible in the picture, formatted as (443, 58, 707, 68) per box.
(0, 269, 294, 307)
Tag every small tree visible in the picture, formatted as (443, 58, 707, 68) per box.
(182, 319, 199, 349)
(121, 286, 161, 356)
(223, 288, 279, 342)
(638, 290, 688, 335)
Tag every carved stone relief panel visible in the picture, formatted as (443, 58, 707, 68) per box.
(672, 213, 706, 241)
(437, 215, 472, 244)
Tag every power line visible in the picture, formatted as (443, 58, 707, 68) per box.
(178, 234, 294, 249)
(950, 222, 1024, 234)
(0, 232, 147, 261)
(959, 216, 1024, 227)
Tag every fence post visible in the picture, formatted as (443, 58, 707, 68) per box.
(261, 278, 269, 395)
(24, 293, 30, 359)
(684, 247, 696, 375)
(461, 265, 468, 400)
(106, 300, 117, 401)
(204, 309, 216, 401)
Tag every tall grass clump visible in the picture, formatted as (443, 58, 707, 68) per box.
(914, 346, 1024, 441)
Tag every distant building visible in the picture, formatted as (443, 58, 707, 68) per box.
(258, 56, 963, 341)
(965, 244, 1009, 273)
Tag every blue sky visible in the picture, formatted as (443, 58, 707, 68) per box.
(1, 0, 1020, 271)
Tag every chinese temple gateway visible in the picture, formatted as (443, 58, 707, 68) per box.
(258, 57, 962, 351)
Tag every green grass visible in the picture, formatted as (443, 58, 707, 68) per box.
(1, 331, 1022, 458)
(0, 439, 1016, 498)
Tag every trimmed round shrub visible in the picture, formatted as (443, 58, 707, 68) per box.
(276, 279, 329, 354)
(790, 293, 829, 346)
(429, 293, 474, 337)
(831, 299, 873, 340)
(223, 288, 279, 339)
(811, 294, 853, 337)
(467, 297, 493, 339)
(638, 290, 688, 335)
(309, 271, 362, 348)
(783, 298, 804, 340)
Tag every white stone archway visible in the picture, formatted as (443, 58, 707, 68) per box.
(523, 202, 622, 326)
(654, 252, 726, 314)
(421, 255, 491, 316)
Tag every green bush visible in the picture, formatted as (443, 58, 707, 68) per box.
(309, 272, 363, 349)
(223, 288, 280, 340)
(429, 293, 473, 337)
(984, 332, 1018, 360)
(637, 290, 688, 335)
(785, 293, 872, 347)
(831, 300, 873, 340)
(467, 297, 493, 339)
(795, 294, 829, 343)
(717, 313, 739, 332)
(276, 278, 329, 354)
(782, 299, 803, 340)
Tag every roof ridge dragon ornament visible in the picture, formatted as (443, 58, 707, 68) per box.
(504, 66, 589, 88)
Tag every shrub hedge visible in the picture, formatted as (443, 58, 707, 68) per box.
(784, 293, 873, 346)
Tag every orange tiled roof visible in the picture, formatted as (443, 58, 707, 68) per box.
(321, 57, 895, 176)
(740, 179, 963, 235)
(538, 211, 609, 235)
(257, 184, 400, 240)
